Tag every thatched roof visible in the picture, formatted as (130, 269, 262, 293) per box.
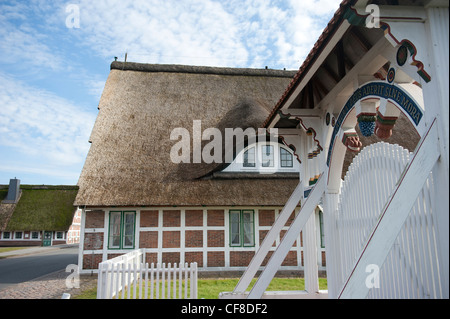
(0, 185, 79, 231)
(75, 62, 298, 207)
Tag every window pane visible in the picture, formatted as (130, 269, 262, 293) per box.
(243, 147, 255, 167)
(242, 211, 254, 246)
(31, 231, 39, 239)
(109, 212, 122, 248)
(261, 145, 274, 167)
(230, 211, 241, 246)
(3, 232, 10, 239)
(123, 212, 135, 248)
(280, 148, 293, 167)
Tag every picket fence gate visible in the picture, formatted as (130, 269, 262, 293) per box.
(97, 249, 198, 299)
(328, 142, 443, 298)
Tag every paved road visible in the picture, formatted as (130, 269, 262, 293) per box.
(0, 246, 78, 291)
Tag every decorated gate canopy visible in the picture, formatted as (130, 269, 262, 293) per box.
(327, 78, 424, 167)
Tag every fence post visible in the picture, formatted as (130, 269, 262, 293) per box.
(193, 262, 198, 299)
(96, 263, 103, 299)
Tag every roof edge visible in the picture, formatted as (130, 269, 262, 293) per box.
(111, 61, 298, 78)
(0, 185, 79, 190)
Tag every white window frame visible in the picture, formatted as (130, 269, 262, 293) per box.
(223, 142, 299, 173)
(229, 210, 255, 248)
(280, 147, 294, 168)
(108, 211, 136, 250)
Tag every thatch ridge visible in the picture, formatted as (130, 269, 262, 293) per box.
(111, 61, 298, 78)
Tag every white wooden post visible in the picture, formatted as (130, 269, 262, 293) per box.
(322, 190, 341, 299)
(424, 6, 449, 298)
(303, 211, 319, 294)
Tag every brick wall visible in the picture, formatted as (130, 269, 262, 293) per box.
(207, 230, 224, 247)
(185, 230, 202, 247)
(230, 251, 254, 267)
(185, 252, 203, 267)
(85, 210, 104, 228)
(140, 210, 158, 227)
(208, 251, 225, 267)
(139, 231, 158, 248)
(163, 210, 180, 227)
(84, 232, 104, 250)
(259, 209, 275, 226)
(185, 210, 203, 226)
(83, 253, 102, 270)
(207, 210, 224, 226)
(163, 231, 180, 248)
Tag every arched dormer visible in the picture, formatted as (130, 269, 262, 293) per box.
(220, 141, 300, 175)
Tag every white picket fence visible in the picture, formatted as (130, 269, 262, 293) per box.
(97, 249, 198, 299)
(328, 142, 444, 298)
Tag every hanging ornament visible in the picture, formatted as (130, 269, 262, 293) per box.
(375, 100, 400, 139)
(357, 114, 377, 137)
(341, 129, 362, 152)
(355, 100, 378, 137)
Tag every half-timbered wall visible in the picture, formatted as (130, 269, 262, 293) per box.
(79, 207, 326, 274)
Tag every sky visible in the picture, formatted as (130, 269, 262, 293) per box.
(0, 0, 342, 186)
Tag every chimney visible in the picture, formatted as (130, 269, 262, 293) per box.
(2, 178, 21, 204)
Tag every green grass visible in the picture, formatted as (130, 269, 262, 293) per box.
(74, 277, 327, 299)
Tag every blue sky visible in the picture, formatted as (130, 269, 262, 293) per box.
(0, 0, 341, 186)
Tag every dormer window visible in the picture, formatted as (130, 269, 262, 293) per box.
(222, 141, 300, 174)
(243, 147, 256, 167)
(280, 147, 293, 168)
(261, 145, 274, 167)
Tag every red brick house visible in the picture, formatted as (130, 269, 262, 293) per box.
(75, 62, 326, 274)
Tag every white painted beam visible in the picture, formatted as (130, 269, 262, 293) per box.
(233, 182, 303, 293)
(247, 174, 325, 299)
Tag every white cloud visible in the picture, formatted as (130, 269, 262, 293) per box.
(1, 0, 342, 71)
(0, 72, 96, 167)
(73, 0, 249, 67)
(70, 0, 341, 69)
(0, 6, 65, 72)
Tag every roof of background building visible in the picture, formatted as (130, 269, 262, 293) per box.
(0, 185, 78, 231)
